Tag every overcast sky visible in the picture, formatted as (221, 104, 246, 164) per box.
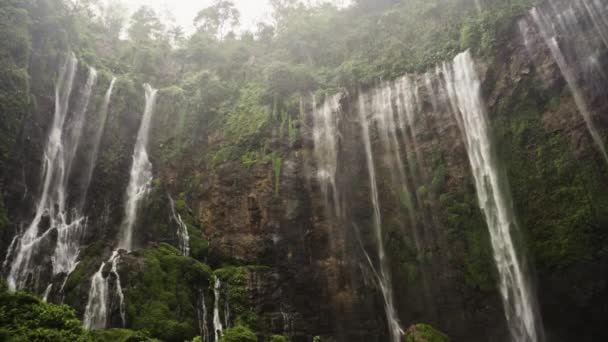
(112, 0, 272, 32)
(111, 0, 350, 33)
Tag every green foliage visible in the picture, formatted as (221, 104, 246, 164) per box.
(270, 335, 289, 342)
(0, 1, 31, 167)
(0, 283, 89, 341)
(90, 329, 160, 342)
(404, 323, 449, 342)
(218, 325, 257, 342)
(125, 244, 211, 342)
(460, 0, 535, 55)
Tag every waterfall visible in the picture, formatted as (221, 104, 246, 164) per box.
(79, 77, 117, 210)
(312, 94, 342, 217)
(119, 84, 157, 251)
(83, 251, 125, 330)
(525, 0, 608, 164)
(443, 50, 544, 342)
(84, 84, 156, 330)
(84, 261, 110, 329)
(169, 195, 190, 256)
(212, 277, 223, 341)
(5, 55, 99, 292)
(197, 288, 210, 342)
(357, 93, 403, 342)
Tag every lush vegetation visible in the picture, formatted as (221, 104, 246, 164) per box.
(0, 282, 89, 341)
(5, 0, 607, 340)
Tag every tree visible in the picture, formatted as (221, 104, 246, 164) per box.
(194, 0, 240, 40)
(128, 6, 164, 43)
(100, 0, 128, 42)
(168, 25, 185, 47)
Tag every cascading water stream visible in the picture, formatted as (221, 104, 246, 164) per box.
(83, 84, 158, 330)
(83, 251, 125, 330)
(443, 50, 544, 342)
(196, 288, 210, 342)
(169, 195, 190, 256)
(120, 84, 157, 251)
(5, 55, 100, 292)
(525, 0, 608, 164)
(213, 277, 224, 341)
(357, 93, 403, 342)
(312, 94, 342, 218)
(78, 77, 117, 211)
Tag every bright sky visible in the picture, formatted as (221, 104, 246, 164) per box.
(114, 0, 274, 33)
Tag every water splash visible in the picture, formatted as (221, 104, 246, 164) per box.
(443, 50, 544, 342)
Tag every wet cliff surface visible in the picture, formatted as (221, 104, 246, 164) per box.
(1, 0, 608, 341)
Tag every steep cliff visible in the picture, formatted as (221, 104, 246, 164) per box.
(1, 0, 608, 341)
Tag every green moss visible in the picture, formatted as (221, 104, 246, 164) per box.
(214, 266, 269, 330)
(439, 190, 496, 292)
(495, 81, 608, 270)
(404, 323, 449, 342)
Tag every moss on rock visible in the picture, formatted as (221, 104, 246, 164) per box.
(404, 324, 449, 342)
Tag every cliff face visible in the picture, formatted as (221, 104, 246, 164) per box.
(1, 1, 608, 341)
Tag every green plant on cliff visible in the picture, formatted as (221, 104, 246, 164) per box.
(214, 266, 270, 330)
(404, 323, 449, 342)
(0, 195, 8, 236)
(494, 80, 608, 271)
(218, 325, 257, 342)
(124, 244, 211, 342)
